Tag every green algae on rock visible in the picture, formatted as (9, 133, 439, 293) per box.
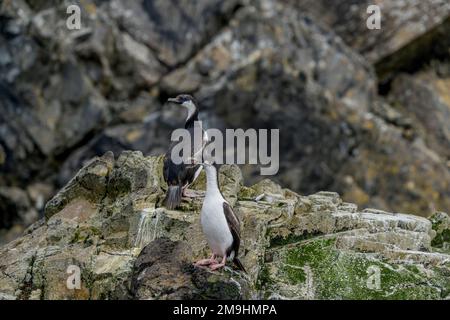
(430, 212, 450, 254)
(0, 151, 449, 300)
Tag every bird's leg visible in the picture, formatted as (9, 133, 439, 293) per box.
(209, 255, 227, 271)
(194, 254, 217, 266)
(181, 185, 193, 199)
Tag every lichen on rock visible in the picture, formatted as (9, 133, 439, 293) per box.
(0, 151, 449, 300)
(430, 212, 450, 254)
(1, 0, 449, 243)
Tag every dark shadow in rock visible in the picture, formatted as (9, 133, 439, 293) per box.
(131, 237, 249, 300)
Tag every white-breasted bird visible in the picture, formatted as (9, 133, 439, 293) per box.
(195, 162, 246, 272)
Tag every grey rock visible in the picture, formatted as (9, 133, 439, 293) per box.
(0, 152, 449, 300)
(1, 0, 450, 245)
(131, 237, 249, 299)
(108, 0, 241, 67)
(430, 211, 450, 254)
(389, 72, 450, 161)
(290, 0, 450, 64)
(0, 186, 37, 229)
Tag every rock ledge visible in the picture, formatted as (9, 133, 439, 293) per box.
(0, 151, 449, 300)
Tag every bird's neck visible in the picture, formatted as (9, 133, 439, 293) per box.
(205, 167, 222, 199)
(184, 101, 199, 129)
(185, 111, 199, 129)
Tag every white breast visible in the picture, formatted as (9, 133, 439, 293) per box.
(201, 194, 233, 258)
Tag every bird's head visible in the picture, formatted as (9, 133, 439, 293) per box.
(167, 94, 198, 121)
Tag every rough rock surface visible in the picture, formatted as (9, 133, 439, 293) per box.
(291, 0, 450, 64)
(430, 211, 450, 255)
(1, 0, 449, 242)
(388, 70, 450, 161)
(0, 151, 449, 300)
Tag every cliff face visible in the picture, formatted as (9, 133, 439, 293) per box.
(1, 1, 450, 243)
(0, 151, 449, 300)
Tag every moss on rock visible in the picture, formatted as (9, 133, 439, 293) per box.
(262, 236, 446, 299)
(2, 151, 450, 300)
(430, 212, 450, 255)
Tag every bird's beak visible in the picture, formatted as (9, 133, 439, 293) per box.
(167, 97, 181, 104)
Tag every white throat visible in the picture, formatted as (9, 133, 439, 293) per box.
(204, 166, 222, 198)
(183, 100, 197, 122)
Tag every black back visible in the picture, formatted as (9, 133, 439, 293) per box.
(163, 109, 201, 188)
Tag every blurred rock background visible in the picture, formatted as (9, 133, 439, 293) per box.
(0, 0, 449, 244)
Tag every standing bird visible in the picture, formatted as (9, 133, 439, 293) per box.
(163, 94, 207, 209)
(195, 162, 246, 272)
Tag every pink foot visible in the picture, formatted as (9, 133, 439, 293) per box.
(194, 255, 217, 266)
(209, 255, 227, 271)
(194, 259, 214, 266)
(209, 263, 226, 271)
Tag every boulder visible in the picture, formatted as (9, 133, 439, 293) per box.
(430, 212, 450, 254)
(388, 71, 450, 161)
(159, 2, 450, 216)
(1, 0, 450, 244)
(0, 151, 449, 300)
(290, 0, 450, 65)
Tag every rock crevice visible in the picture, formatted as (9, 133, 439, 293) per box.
(0, 151, 449, 300)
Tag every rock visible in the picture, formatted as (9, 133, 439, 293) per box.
(26, 183, 54, 212)
(263, 236, 448, 299)
(375, 17, 450, 82)
(44, 151, 115, 219)
(131, 237, 249, 299)
(0, 225, 27, 248)
(0, 186, 38, 230)
(108, 0, 242, 67)
(0, 151, 449, 300)
(430, 212, 450, 254)
(158, 1, 449, 216)
(291, 0, 450, 64)
(0, 181, 52, 246)
(388, 71, 450, 161)
(1, 0, 450, 244)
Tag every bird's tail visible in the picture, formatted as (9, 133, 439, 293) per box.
(233, 258, 247, 273)
(163, 186, 182, 210)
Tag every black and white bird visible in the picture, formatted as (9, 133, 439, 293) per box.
(195, 162, 246, 272)
(163, 94, 207, 209)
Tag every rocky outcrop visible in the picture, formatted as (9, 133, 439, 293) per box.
(291, 0, 450, 64)
(0, 151, 449, 300)
(430, 211, 450, 255)
(388, 70, 450, 161)
(1, 0, 449, 242)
